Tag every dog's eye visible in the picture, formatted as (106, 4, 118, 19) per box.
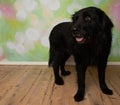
(84, 16, 91, 22)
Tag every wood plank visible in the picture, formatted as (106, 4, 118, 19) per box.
(0, 65, 119, 105)
(16, 66, 53, 105)
(0, 66, 30, 104)
(88, 66, 120, 105)
(0, 66, 35, 105)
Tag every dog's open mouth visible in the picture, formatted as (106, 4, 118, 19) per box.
(75, 37, 86, 44)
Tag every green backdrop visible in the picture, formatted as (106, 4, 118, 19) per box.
(0, 0, 120, 62)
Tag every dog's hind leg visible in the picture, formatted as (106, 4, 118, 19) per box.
(53, 51, 64, 85)
(48, 47, 54, 66)
(60, 52, 71, 76)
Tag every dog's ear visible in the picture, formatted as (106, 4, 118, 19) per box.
(97, 10, 113, 29)
(102, 14, 113, 29)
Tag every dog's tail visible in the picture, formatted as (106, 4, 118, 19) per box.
(48, 46, 54, 67)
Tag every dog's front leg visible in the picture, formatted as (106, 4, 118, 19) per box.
(74, 64, 87, 102)
(97, 59, 113, 95)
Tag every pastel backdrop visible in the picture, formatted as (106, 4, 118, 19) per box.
(0, 0, 120, 62)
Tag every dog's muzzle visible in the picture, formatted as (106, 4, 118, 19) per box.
(71, 27, 87, 44)
(72, 28, 90, 44)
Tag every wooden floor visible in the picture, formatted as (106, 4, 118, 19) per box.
(0, 65, 120, 105)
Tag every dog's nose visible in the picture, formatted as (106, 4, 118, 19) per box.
(72, 27, 77, 31)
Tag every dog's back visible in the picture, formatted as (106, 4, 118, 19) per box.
(48, 22, 71, 66)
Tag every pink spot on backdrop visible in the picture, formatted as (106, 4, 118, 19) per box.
(110, 2, 120, 30)
(0, 55, 5, 61)
(0, 4, 15, 19)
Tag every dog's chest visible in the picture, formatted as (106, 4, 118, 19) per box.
(69, 43, 100, 64)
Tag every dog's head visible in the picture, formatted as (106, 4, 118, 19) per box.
(71, 7, 113, 44)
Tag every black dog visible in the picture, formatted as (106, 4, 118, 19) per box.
(48, 7, 113, 102)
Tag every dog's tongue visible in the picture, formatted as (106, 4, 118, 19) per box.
(76, 37, 84, 42)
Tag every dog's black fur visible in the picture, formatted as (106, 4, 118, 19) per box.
(48, 7, 113, 102)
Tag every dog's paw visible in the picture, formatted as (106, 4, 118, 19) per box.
(55, 78, 64, 85)
(61, 71, 71, 76)
(74, 92, 84, 102)
(102, 88, 113, 95)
